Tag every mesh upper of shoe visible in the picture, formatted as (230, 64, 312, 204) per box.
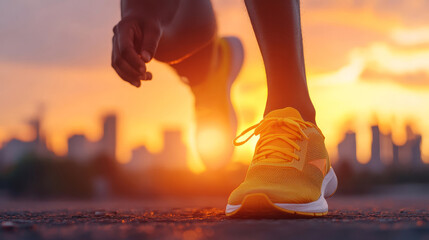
(228, 107, 331, 205)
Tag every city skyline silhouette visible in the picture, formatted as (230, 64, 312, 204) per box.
(1, 107, 427, 173)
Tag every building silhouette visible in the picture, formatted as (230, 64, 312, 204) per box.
(126, 130, 188, 171)
(336, 124, 425, 173)
(367, 125, 386, 173)
(67, 134, 98, 163)
(0, 115, 52, 168)
(67, 114, 117, 162)
(337, 131, 361, 171)
(156, 130, 188, 170)
(411, 135, 422, 168)
(379, 131, 394, 165)
(365, 126, 395, 173)
(392, 125, 423, 169)
(126, 145, 154, 171)
(100, 114, 117, 160)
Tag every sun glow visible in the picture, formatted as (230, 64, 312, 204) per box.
(196, 126, 231, 169)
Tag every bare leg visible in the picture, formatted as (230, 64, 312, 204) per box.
(245, 0, 316, 123)
(154, 0, 218, 86)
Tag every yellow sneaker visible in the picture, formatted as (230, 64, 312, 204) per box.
(191, 36, 244, 170)
(226, 107, 337, 217)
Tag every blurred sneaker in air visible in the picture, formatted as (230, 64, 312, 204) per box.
(191, 36, 244, 170)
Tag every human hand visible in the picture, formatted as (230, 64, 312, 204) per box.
(111, 17, 162, 87)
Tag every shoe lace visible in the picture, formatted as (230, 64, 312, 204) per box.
(233, 117, 314, 163)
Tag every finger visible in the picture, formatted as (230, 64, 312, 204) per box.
(140, 23, 162, 63)
(117, 21, 146, 73)
(112, 35, 142, 87)
(137, 71, 152, 81)
(141, 72, 152, 81)
(112, 60, 141, 87)
(115, 65, 141, 87)
(113, 34, 141, 79)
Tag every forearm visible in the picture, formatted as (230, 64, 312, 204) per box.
(121, 0, 181, 25)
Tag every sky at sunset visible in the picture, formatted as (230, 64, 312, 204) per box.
(1, 0, 429, 172)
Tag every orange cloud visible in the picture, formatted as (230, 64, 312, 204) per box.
(361, 68, 429, 87)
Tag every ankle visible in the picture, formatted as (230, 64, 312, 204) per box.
(264, 98, 316, 124)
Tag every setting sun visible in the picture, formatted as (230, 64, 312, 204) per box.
(196, 127, 230, 169)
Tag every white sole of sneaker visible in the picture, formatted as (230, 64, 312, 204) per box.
(225, 168, 338, 217)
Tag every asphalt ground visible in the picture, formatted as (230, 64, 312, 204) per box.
(0, 194, 428, 240)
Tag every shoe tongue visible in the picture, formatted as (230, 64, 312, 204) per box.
(255, 107, 304, 162)
(265, 107, 303, 120)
